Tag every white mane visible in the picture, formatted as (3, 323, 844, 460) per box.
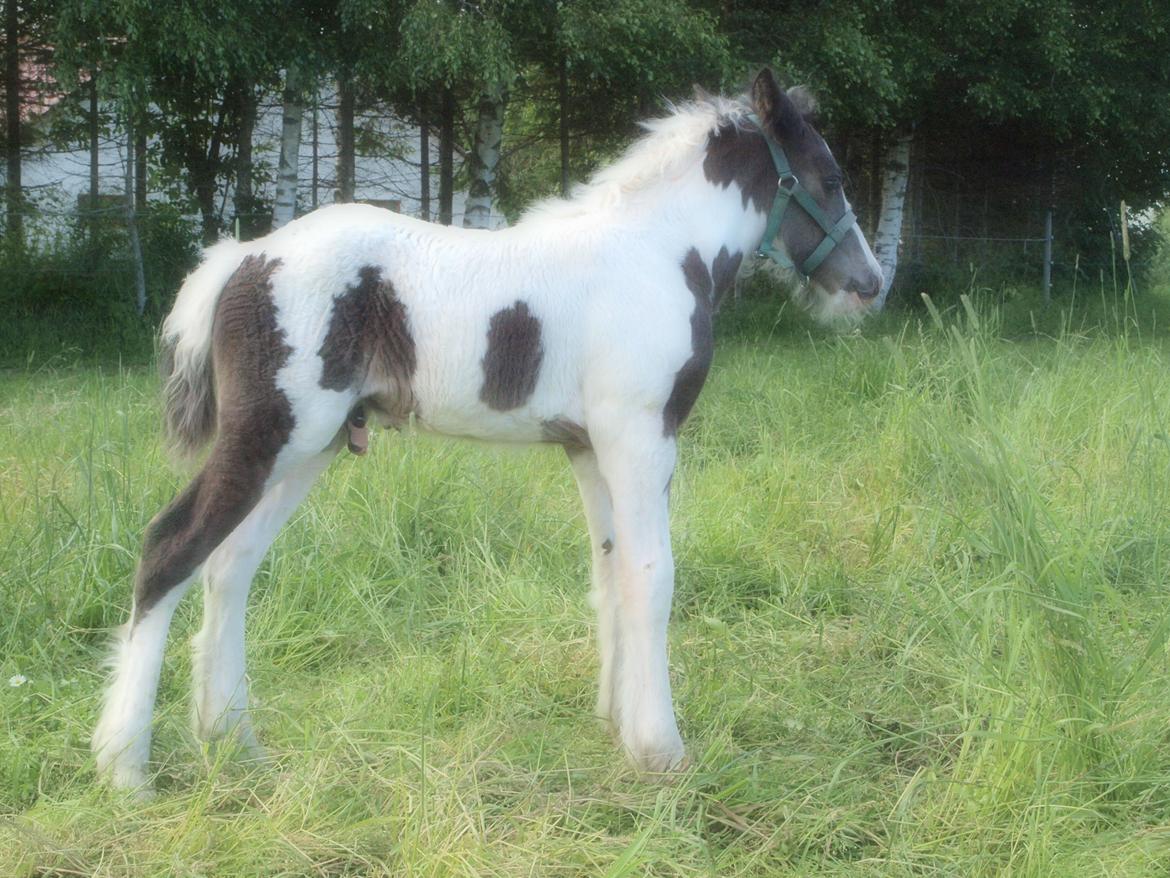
(521, 94, 751, 223)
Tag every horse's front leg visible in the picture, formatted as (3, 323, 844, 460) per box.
(568, 449, 618, 724)
(593, 415, 685, 772)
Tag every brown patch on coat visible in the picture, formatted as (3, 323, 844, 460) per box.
(663, 248, 715, 436)
(480, 300, 544, 411)
(702, 122, 777, 215)
(681, 247, 712, 301)
(541, 417, 591, 452)
(318, 265, 417, 422)
(134, 254, 295, 620)
(711, 246, 743, 309)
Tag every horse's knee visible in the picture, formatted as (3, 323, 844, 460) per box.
(615, 548, 673, 589)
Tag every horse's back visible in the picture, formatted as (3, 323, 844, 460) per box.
(223, 204, 591, 444)
(203, 203, 693, 448)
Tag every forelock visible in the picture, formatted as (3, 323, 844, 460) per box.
(786, 85, 819, 120)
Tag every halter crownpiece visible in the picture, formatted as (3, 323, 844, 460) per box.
(747, 113, 858, 281)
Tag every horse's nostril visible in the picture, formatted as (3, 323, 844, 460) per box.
(852, 278, 881, 300)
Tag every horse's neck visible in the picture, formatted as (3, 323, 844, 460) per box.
(627, 165, 767, 266)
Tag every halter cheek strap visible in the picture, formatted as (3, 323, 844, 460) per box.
(749, 114, 857, 281)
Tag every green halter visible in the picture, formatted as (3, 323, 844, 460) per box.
(748, 114, 857, 280)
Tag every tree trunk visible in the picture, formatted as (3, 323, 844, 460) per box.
(88, 72, 99, 246)
(4, 0, 22, 250)
(192, 96, 227, 243)
(134, 128, 147, 213)
(418, 102, 430, 221)
(336, 70, 355, 203)
(124, 126, 147, 316)
(559, 54, 569, 197)
(438, 86, 454, 226)
(463, 84, 505, 229)
(310, 86, 319, 209)
(272, 65, 305, 229)
(234, 78, 257, 238)
(868, 130, 882, 240)
(873, 130, 912, 308)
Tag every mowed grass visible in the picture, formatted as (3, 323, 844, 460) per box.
(5, 290, 1170, 875)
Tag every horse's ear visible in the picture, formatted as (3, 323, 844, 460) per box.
(751, 68, 803, 141)
(692, 83, 714, 103)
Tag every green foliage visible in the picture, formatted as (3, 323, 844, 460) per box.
(398, 0, 516, 89)
(1147, 207, 1170, 290)
(560, 0, 729, 91)
(0, 206, 199, 366)
(493, 0, 729, 218)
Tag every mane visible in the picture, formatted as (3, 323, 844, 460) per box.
(520, 94, 752, 223)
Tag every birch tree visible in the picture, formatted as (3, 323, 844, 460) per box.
(272, 63, 305, 229)
(398, 0, 515, 226)
(872, 130, 911, 306)
(464, 82, 506, 228)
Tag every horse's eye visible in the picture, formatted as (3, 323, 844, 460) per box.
(823, 176, 842, 192)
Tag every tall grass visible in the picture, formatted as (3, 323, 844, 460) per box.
(4, 287, 1170, 875)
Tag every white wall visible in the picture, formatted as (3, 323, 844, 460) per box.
(12, 87, 507, 238)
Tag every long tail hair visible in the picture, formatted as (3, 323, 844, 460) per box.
(157, 240, 246, 457)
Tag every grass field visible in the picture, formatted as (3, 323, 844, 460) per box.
(5, 288, 1170, 876)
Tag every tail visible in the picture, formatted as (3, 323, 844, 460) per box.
(158, 239, 247, 457)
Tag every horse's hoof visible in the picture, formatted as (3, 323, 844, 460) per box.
(623, 734, 688, 776)
(97, 761, 155, 799)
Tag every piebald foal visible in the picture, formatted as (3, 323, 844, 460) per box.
(93, 69, 882, 792)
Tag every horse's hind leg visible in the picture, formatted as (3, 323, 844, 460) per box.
(93, 435, 282, 792)
(192, 449, 334, 752)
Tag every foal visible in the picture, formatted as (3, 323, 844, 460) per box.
(93, 69, 882, 792)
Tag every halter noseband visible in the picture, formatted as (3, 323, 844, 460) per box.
(748, 114, 857, 281)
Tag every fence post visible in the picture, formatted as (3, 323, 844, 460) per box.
(1042, 207, 1053, 305)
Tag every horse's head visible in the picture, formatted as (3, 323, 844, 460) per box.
(707, 69, 883, 321)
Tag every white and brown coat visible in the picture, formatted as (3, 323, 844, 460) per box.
(93, 69, 881, 793)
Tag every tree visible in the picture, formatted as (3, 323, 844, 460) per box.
(233, 76, 260, 237)
(872, 131, 910, 305)
(272, 63, 306, 229)
(494, 0, 730, 219)
(335, 64, 355, 203)
(4, 0, 22, 249)
(706, 0, 1170, 299)
(269, 3, 342, 228)
(55, 0, 284, 242)
(3, 0, 52, 252)
(397, 0, 515, 227)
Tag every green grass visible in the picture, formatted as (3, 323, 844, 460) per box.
(5, 288, 1170, 875)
